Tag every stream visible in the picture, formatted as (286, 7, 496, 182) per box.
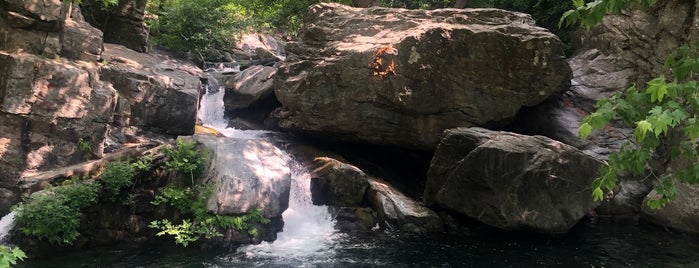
(12, 77, 699, 267)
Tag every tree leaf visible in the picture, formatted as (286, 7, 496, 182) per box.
(579, 123, 593, 138)
(634, 120, 652, 141)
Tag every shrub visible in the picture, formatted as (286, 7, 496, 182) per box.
(13, 182, 99, 245)
(150, 185, 270, 247)
(100, 161, 136, 200)
(147, 0, 251, 59)
(163, 139, 208, 186)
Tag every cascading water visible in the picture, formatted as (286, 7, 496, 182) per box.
(199, 76, 341, 265)
(198, 75, 269, 139)
(0, 211, 16, 242)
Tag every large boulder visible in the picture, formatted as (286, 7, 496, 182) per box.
(424, 127, 603, 234)
(100, 44, 200, 136)
(274, 3, 571, 150)
(223, 65, 277, 112)
(193, 135, 292, 219)
(641, 183, 699, 234)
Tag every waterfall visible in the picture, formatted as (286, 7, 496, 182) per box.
(199, 77, 339, 263)
(198, 75, 270, 139)
(235, 163, 338, 263)
(0, 211, 16, 242)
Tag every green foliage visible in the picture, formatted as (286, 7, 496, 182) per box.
(150, 185, 270, 247)
(13, 182, 99, 245)
(132, 155, 153, 172)
(0, 245, 26, 268)
(100, 161, 136, 200)
(147, 0, 251, 58)
(163, 139, 208, 186)
(579, 45, 699, 208)
(559, 0, 654, 29)
(71, 0, 119, 9)
(77, 137, 94, 159)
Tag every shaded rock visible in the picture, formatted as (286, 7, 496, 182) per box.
(331, 207, 378, 232)
(424, 127, 603, 234)
(223, 65, 277, 111)
(368, 179, 442, 234)
(193, 135, 292, 218)
(641, 183, 699, 234)
(100, 44, 201, 136)
(595, 176, 655, 220)
(0, 51, 115, 180)
(274, 3, 571, 150)
(81, 0, 150, 52)
(310, 157, 370, 206)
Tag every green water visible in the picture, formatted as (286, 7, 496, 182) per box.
(21, 219, 699, 267)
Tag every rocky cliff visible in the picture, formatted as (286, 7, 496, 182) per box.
(0, 0, 201, 214)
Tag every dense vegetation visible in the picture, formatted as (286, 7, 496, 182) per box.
(562, 0, 699, 207)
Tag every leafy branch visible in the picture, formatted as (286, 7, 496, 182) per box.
(579, 45, 699, 208)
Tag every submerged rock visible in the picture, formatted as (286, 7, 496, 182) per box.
(275, 3, 570, 150)
(424, 127, 603, 234)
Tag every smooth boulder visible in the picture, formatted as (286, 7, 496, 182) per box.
(194, 136, 291, 218)
(424, 127, 603, 234)
(274, 3, 571, 150)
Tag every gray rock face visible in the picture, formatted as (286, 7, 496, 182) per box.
(0, 1, 202, 214)
(224, 65, 277, 111)
(274, 3, 571, 150)
(0, 1, 103, 61)
(194, 136, 292, 218)
(424, 127, 603, 234)
(641, 183, 699, 234)
(100, 44, 200, 136)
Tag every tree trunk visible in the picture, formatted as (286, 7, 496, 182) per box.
(453, 0, 468, 8)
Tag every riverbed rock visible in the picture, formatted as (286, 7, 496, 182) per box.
(310, 157, 370, 206)
(193, 135, 292, 218)
(224, 65, 277, 112)
(424, 127, 603, 234)
(641, 183, 699, 234)
(368, 179, 442, 234)
(274, 3, 571, 150)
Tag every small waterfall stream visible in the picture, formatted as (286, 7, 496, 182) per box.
(199, 77, 340, 264)
(0, 211, 16, 242)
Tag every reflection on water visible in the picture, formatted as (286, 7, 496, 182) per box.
(23, 219, 699, 268)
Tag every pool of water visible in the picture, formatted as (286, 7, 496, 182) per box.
(21, 219, 699, 268)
